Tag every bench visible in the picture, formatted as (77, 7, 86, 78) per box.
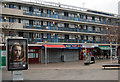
(102, 64, 120, 69)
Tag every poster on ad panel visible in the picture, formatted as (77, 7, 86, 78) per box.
(7, 38, 28, 71)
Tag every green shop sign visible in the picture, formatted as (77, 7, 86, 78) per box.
(0, 50, 6, 70)
(98, 46, 113, 50)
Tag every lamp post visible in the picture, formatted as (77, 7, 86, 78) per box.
(44, 41, 47, 64)
(84, 41, 87, 60)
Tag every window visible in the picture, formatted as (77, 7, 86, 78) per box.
(18, 18, 21, 23)
(9, 4, 14, 8)
(29, 33, 34, 38)
(18, 5, 21, 10)
(83, 25, 87, 30)
(65, 34, 69, 39)
(43, 33, 47, 38)
(43, 21, 47, 26)
(84, 36, 87, 40)
(41, 9, 43, 13)
(64, 23, 69, 28)
(69, 24, 74, 28)
(3, 3, 9, 8)
(29, 7, 34, 12)
(14, 5, 19, 9)
(69, 35, 75, 39)
(88, 26, 92, 31)
(29, 20, 33, 25)
(95, 36, 100, 41)
(95, 27, 100, 32)
(88, 36, 93, 41)
(64, 12, 68, 17)
(14, 18, 18, 23)
(19, 32, 23, 37)
(92, 16, 95, 20)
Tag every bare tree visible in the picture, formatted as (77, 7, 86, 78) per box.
(104, 25, 120, 63)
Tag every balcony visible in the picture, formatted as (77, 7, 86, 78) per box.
(23, 11, 111, 25)
(2, 8, 23, 16)
(23, 24, 104, 34)
(27, 38, 110, 44)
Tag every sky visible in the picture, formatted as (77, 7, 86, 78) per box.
(24, 0, 120, 14)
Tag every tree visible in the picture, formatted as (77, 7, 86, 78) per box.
(104, 25, 120, 63)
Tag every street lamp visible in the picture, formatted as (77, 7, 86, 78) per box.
(83, 41, 87, 60)
(44, 41, 47, 64)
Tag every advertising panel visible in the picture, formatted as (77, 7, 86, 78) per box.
(7, 38, 28, 71)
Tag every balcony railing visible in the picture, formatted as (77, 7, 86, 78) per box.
(23, 24, 106, 34)
(23, 11, 111, 25)
(27, 38, 112, 44)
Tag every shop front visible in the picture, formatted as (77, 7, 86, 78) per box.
(41, 44, 82, 63)
(97, 45, 117, 59)
(28, 46, 42, 64)
(63, 44, 82, 62)
(79, 43, 96, 60)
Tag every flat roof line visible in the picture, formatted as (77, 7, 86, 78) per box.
(1, 0, 118, 16)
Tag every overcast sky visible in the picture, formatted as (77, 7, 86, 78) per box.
(25, 0, 120, 14)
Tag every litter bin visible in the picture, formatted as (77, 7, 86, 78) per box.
(90, 56, 95, 64)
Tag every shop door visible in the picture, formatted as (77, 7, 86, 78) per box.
(28, 49, 40, 64)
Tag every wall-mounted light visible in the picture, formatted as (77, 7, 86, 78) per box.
(106, 18, 108, 21)
(46, 26, 49, 29)
(4, 17, 6, 20)
(53, 21, 55, 24)
(78, 35, 80, 37)
(52, 33, 55, 36)
(53, 10, 55, 12)
(106, 27, 109, 30)
(4, 3, 6, 6)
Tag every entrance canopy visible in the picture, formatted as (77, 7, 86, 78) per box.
(98, 46, 111, 50)
(43, 45, 65, 48)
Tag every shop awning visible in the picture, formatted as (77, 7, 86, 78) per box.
(98, 46, 112, 50)
(43, 45, 65, 48)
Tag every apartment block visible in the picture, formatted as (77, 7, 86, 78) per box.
(0, 0, 119, 64)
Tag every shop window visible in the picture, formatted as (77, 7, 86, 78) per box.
(36, 53, 38, 58)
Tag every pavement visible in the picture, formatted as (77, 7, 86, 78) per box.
(1, 59, 120, 80)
